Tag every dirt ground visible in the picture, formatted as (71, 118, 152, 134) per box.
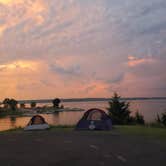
(0, 130, 165, 166)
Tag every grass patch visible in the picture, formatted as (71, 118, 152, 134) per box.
(1, 125, 166, 141)
(0, 125, 75, 134)
(0, 127, 23, 134)
(116, 125, 166, 140)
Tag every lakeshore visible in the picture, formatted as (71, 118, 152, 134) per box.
(1, 99, 166, 131)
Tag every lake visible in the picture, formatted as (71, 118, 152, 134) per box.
(0, 99, 166, 131)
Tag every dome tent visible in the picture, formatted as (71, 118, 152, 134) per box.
(76, 108, 112, 130)
(24, 115, 50, 131)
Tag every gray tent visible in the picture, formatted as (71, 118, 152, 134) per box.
(24, 115, 49, 131)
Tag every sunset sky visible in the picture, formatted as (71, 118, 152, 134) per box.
(0, 0, 166, 100)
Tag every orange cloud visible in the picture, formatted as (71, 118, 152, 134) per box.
(0, 60, 39, 71)
(0, 60, 46, 100)
(128, 56, 155, 67)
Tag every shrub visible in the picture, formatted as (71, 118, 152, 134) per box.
(133, 111, 145, 125)
(156, 112, 166, 126)
(20, 103, 25, 108)
(161, 112, 166, 126)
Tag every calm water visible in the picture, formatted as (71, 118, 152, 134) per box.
(0, 100, 166, 131)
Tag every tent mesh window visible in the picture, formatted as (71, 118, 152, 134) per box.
(87, 110, 102, 121)
(28, 115, 46, 125)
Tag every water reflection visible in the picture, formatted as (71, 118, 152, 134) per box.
(10, 117, 16, 127)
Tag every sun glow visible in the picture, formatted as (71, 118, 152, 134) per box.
(127, 56, 155, 67)
(0, 0, 22, 5)
(0, 61, 39, 70)
(0, 0, 12, 4)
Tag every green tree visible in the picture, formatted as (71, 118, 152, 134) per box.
(52, 98, 61, 108)
(107, 93, 131, 125)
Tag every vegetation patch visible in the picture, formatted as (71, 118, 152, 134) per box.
(116, 125, 166, 140)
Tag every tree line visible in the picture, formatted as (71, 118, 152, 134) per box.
(0, 98, 62, 111)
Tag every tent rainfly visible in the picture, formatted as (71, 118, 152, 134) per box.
(76, 108, 112, 130)
(24, 115, 50, 131)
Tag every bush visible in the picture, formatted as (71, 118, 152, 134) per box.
(20, 103, 25, 108)
(133, 111, 145, 125)
(161, 112, 166, 126)
(107, 93, 131, 125)
(156, 112, 166, 126)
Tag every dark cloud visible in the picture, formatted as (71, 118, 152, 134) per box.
(50, 63, 81, 77)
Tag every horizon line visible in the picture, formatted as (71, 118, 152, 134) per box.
(1, 97, 166, 104)
(14, 97, 166, 104)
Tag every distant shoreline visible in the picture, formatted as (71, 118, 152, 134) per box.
(0, 97, 166, 105)
(15, 97, 166, 104)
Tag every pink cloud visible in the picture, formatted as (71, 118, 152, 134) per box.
(127, 56, 155, 67)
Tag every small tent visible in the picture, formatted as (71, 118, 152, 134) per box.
(24, 115, 50, 131)
(76, 108, 112, 130)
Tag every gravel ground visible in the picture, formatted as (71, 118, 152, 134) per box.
(0, 130, 165, 166)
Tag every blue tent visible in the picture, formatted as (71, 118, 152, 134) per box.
(76, 108, 112, 130)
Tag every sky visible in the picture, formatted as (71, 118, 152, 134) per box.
(0, 0, 166, 100)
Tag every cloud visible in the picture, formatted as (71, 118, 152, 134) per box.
(127, 56, 155, 67)
(0, 0, 166, 99)
(0, 0, 47, 37)
(50, 63, 81, 77)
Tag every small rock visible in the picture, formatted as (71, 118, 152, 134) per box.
(117, 155, 127, 163)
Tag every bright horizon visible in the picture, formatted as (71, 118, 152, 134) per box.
(0, 0, 166, 100)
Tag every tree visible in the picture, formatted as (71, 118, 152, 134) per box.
(30, 102, 36, 108)
(52, 98, 61, 108)
(3, 98, 10, 109)
(107, 93, 131, 125)
(3, 98, 18, 111)
(9, 99, 18, 111)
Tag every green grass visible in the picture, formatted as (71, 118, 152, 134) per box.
(0, 127, 23, 134)
(0, 125, 166, 141)
(0, 125, 75, 134)
(116, 125, 166, 140)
